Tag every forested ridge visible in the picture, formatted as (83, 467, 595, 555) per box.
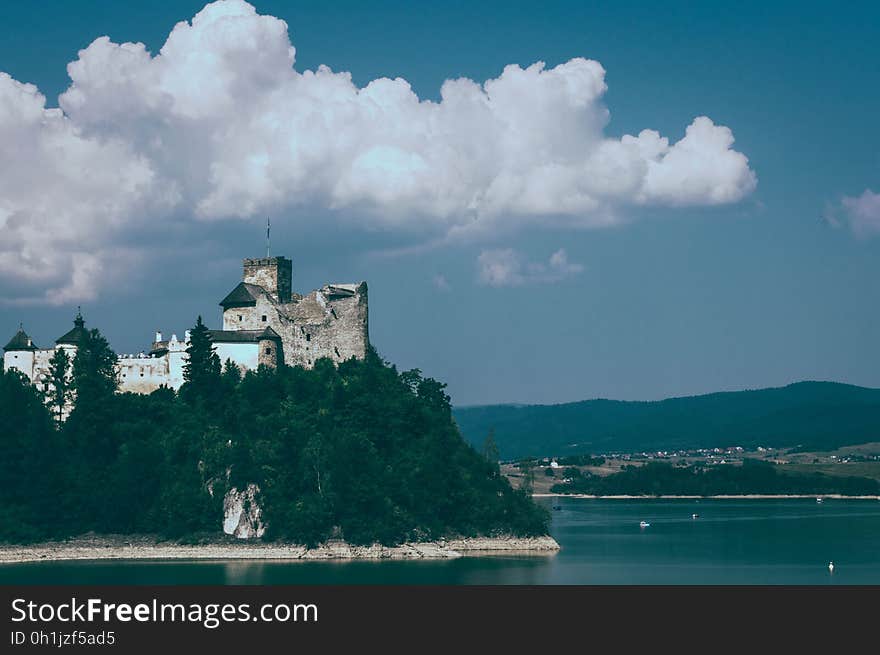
(0, 318, 547, 545)
(455, 382, 880, 460)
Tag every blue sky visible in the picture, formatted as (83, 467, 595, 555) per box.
(1, 0, 878, 405)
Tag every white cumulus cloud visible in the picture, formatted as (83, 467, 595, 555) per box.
(0, 0, 756, 303)
(477, 248, 584, 287)
(838, 189, 880, 237)
(0, 73, 169, 304)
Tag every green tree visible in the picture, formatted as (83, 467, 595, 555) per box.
(71, 328, 118, 406)
(221, 358, 242, 388)
(482, 428, 500, 463)
(182, 316, 221, 401)
(520, 460, 536, 494)
(2, 337, 551, 545)
(64, 328, 120, 530)
(0, 369, 64, 541)
(47, 347, 71, 424)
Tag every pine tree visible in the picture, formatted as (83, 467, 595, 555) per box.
(47, 347, 71, 424)
(482, 428, 500, 464)
(221, 358, 242, 388)
(71, 328, 118, 407)
(183, 316, 221, 400)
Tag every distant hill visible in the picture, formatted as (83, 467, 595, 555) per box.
(453, 381, 880, 460)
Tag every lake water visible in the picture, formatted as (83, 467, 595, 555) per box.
(3, 498, 880, 584)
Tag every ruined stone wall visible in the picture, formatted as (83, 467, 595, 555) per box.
(275, 282, 369, 369)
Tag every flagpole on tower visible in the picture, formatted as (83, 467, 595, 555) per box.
(266, 217, 271, 258)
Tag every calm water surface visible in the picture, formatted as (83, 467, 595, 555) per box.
(3, 498, 879, 584)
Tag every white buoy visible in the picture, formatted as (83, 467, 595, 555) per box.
(828, 561, 834, 574)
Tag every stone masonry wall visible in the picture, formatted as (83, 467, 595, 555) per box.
(222, 295, 278, 332)
(243, 257, 292, 303)
(276, 283, 369, 368)
(221, 282, 368, 370)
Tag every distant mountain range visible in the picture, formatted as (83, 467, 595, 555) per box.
(453, 381, 880, 460)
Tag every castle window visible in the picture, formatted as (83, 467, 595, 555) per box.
(261, 315, 267, 322)
(238, 315, 242, 322)
(306, 333, 311, 342)
(265, 347, 272, 355)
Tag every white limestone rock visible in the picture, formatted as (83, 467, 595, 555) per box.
(223, 484, 266, 539)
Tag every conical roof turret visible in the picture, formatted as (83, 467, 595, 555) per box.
(3, 324, 37, 352)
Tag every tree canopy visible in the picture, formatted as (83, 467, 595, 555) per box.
(455, 381, 880, 459)
(181, 315, 221, 403)
(0, 333, 548, 545)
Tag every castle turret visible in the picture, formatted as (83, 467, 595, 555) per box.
(257, 326, 282, 367)
(3, 325, 38, 380)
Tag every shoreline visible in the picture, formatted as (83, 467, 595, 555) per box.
(534, 493, 880, 499)
(0, 535, 560, 564)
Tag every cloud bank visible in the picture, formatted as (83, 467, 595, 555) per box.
(0, 0, 756, 303)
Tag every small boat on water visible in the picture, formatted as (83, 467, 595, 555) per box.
(692, 513, 699, 519)
(816, 497, 824, 504)
(639, 521, 650, 528)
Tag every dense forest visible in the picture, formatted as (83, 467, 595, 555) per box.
(454, 382, 880, 460)
(0, 318, 547, 545)
(552, 460, 880, 496)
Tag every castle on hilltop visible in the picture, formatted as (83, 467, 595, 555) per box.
(3, 255, 369, 396)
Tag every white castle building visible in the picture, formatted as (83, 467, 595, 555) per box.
(3, 255, 369, 396)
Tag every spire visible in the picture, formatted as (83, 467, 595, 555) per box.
(74, 306, 84, 328)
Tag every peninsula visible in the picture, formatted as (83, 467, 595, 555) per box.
(0, 256, 552, 552)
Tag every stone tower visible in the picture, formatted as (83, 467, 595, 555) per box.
(243, 257, 292, 304)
